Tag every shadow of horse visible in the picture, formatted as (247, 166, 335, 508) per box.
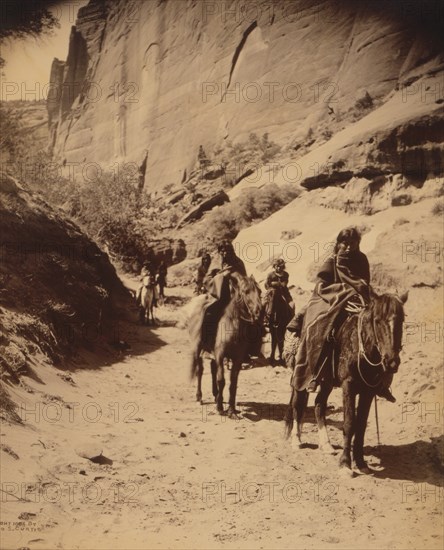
(365, 437, 444, 485)
(239, 400, 343, 431)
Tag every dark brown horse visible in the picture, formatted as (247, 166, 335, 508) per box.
(267, 288, 294, 365)
(188, 273, 263, 417)
(285, 290, 407, 474)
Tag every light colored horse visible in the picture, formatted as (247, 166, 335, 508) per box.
(139, 274, 158, 325)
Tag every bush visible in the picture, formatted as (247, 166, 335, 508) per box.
(0, 102, 26, 163)
(194, 183, 301, 245)
(218, 132, 282, 184)
(21, 159, 162, 269)
(432, 200, 443, 216)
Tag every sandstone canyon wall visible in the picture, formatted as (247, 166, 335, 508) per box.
(48, 0, 444, 191)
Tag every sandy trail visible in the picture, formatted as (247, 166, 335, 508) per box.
(1, 284, 442, 550)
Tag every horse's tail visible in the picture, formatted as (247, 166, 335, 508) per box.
(189, 348, 199, 380)
(284, 387, 295, 439)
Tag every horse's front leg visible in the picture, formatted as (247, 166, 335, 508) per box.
(196, 356, 204, 403)
(315, 383, 335, 454)
(227, 359, 241, 418)
(150, 303, 156, 325)
(340, 380, 356, 472)
(353, 391, 374, 473)
(293, 390, 308, 449)
(215, 357, 225, 415)
(210, 359, 217, 402)
(277, 325, 286, 363)
(269, 326, 277, 365)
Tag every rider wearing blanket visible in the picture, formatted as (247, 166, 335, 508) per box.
(288, 227, 395, 402)
(201, 241, 246, 348)
(263, 258, 293, 325)
(136, 262, 159, 306)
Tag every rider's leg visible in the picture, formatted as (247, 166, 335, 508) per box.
(307, 350, 330, 393)
(376, 372, 396, 402)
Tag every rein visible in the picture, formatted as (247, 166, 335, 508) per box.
(231, 281, 260, 324)
(356, 304, 383, 446)
(356, 308, 384, 388)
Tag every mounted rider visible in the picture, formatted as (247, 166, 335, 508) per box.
(157, 261, 168, 299)
(263, 258, 294, 325)
(194, 253, 212, 295)
(136, 261, 159, 307)
(201, 240, 246, 348)
(287, 227, 395, 402)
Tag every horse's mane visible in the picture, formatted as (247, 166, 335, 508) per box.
(225, 272, 262, 324)
(370, 292, 405, 322)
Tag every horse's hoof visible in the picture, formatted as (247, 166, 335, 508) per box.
(291, 437, 303, 450)
(339, 467, 355, 479)
(227, 408, 241, 419)
(319, 443, 336, 455)
(354, 464, 373, 475)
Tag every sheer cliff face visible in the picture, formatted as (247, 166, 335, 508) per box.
(49, 0, 443, 190)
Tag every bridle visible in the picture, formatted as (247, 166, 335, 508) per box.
(355, 302, 384, 388)
(232, 280, 261, 324)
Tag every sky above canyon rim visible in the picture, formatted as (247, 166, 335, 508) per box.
(1, 0, 88, 101)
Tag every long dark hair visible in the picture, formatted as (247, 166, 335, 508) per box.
(334, 227, 362, 254)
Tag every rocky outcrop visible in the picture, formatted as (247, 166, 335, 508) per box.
(176, 190, 229, 228)
(47, 58, 65, 149)
(0, 172, 129, 399)
(49, 0, 444, 190)
(145, 238, 187, 267)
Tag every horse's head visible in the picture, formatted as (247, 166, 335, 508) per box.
(369, 290, 408, 373)
(230, 273, 263, 323)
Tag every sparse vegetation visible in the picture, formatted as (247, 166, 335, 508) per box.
(39, 168, 163, 269)
(432, 200, 443, 216)
(0, 102, 26, 161)
(217, 132, 282, 187)
(0, 1, 59, 69)
(194, 183, 301, 244)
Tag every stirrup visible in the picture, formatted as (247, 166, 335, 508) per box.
(377, 387, 396, 403)
(307, 379, 318, 393)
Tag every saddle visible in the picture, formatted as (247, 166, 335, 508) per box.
(317, 295, 366, 385)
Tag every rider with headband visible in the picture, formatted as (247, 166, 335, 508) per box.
(288, 227, 395, 402)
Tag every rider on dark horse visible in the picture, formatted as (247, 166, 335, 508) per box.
(157, 261, 168, 299)
(264, 258, 293, 322)
(264, 258, 294, 364)
(201, 240, 246, 348)
(287, 227, 396, 402)
(195, 253, 212, 295)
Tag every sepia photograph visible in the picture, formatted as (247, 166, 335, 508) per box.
(0, 1, 443, 549)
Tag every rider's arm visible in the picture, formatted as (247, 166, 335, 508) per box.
(280, 271, 289, 287)
(265, 272, 274, 289)
(360, 254, 370, 284)
(315, 256, 335, 287)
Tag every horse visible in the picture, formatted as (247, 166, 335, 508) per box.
(139, 274, 158, 325)
(267, 288, 294, 365)
(188, 272, 263, 417)
(285, 290, 407, 474)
